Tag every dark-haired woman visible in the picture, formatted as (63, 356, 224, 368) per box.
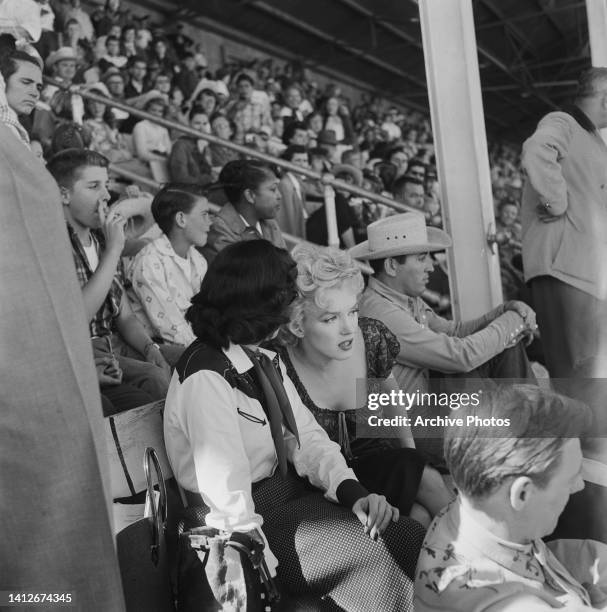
(164, 240, 425, 611)
(128, 184, 211, 364)
(202, 159, 286, 263)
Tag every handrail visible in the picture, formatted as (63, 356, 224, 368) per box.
(108, 162, 374, 274)
(44, 76, 417, 214)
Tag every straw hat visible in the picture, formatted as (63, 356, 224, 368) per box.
(45, 46, 77, 70)
(349, 212, 452, 261)
(332, 163, 363, 187)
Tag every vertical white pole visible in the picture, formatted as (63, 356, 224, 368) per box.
(324, 185, 340, 249)
(418, 0, 503, 319)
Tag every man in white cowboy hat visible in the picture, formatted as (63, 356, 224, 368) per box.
(42, 45, 84, 122)
(352, 212, 537, 400)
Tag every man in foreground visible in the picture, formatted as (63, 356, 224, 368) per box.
(415, 385, 606, 611)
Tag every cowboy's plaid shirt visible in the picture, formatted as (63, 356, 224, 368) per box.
(67, 224, 124, 338)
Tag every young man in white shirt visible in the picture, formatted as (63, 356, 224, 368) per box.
(128, 184, 211, 360)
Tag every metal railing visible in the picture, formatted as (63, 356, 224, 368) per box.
(44, 76, 418, 216)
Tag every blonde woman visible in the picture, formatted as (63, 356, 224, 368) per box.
(272, 244, 452, 526)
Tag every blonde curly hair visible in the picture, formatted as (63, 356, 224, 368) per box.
(280, 243, 364, 345)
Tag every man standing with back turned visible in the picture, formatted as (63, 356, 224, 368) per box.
(521, 67, 607, 380)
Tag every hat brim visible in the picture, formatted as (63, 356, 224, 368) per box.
(349, 226, 452, 261)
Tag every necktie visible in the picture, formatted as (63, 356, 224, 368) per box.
(245, 349, 300, 476)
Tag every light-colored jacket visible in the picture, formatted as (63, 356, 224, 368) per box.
(202, 201, 286, 263)
(521, 108, 607, 298)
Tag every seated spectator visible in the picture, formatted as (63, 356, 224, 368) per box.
(380, 108, 402, 141)
(0, 48, 42, 145)
(203, 159, 286, 262)
(174, 52, 198, 100)
(62, 18, 84, 54)
(389, 146, 410, 179)
(305, 110, 324, 147)
(132, 96, 172, 164)
(208, 112, 239, 168)
(194, 87, 217, 117)
(317, 128, 339, 164)
(353, 213, 537, 459)
(323, 96, 347, 143)
(496, 197, 524, 301)
(128, 184, 211, 359)
(164, 239, 426, 610)
(405, 159, 426, 183)
(168, 106, 213, 186)
(280, 83, 312, 122)
(102, 67, 131, 129)
(306, 164, 358, 249)
(271, 244, 452, 526)
(47, 149, 171, 401)
(120, 23, 137, 58)
(414, 385, 603, 611)
(98, 34, 127, 72)
(91, 0, 128, 37)
(276, 144, 309, 238)
(148, 36, 177, 78)
(393, 175, 426, 212)
(83, 83, 135, 164)
(62, 0, 94, 42)
(124, 54, 147, 97)
(42, 46, 83, 123)
(282, 119, 308, 147)
(227, 72, 272, 143)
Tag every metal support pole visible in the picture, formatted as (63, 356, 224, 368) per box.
(323, 185, 340, 249)
(585, 0, 607, 142)
(418, 0, 503, 319)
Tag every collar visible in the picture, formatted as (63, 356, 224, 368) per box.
(583, 457, 607, 486)
(223, 343, 276, 374)
(152, 233, 193, 260)
(562, 104, 599, 134)
(238, 212, 262, 234)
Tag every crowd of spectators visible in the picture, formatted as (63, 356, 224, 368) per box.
(7, 0, 526, 312)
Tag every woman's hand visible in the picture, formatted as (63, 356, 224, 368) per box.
(352, 494, 399, 541)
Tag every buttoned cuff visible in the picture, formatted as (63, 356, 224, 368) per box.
(336, 479, 369, 509)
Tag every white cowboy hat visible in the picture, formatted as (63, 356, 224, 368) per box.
(349, 212, 452, 261)
(45, 46, 77, 70)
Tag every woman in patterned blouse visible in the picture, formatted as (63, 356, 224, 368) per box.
(272, 244, 452, 526)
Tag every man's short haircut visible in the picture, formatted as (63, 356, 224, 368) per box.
(188, 105, 207, 121)
(151, 183, 203, 235)
(576, 67, 607, 99)
(128, 55, 147, 69)
(444, 385, 592, 499)
(186, 240, 297, 349)
(308, 146, 328, 161)
(282, 144, 307, 162)
(106, 35, 120, 45)
(368, 254, 408, 277)
(47, 148, 109, 188)
(235, 72, 254, 86)
(0, 49, 41, 81)
(283, 120, 307, 145)
(392, 175, 423, 197)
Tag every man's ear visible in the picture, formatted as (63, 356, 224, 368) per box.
(510, 476, 533, 511)
(384, 257, 397, 278)
(174, 210, 186, 229)
(60, 186, 71, 206)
